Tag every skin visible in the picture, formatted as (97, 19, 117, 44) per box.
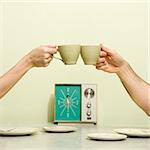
(96, 44, 150, 116)
(0, 45, 58, 99)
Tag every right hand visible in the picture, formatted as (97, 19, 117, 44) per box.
(27, 45, 58, 68)
(96, 44, 128, 74)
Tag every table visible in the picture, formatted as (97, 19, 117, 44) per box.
(0, 124, 149, 150)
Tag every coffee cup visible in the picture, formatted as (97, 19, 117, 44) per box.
(58, 45, 80, 65)
(81, 45, 100, 65)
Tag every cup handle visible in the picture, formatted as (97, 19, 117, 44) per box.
(52, 55, 64, 62)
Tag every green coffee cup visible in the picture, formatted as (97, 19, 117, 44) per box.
(81, 45, 100, 65)
(58, 45, 80, 65)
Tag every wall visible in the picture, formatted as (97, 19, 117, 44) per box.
(0, 0, 149, 127)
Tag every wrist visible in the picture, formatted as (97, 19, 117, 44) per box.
(21, 54, 34, 71)
(10, 54, 33, 76)
(116, 61, 130, 77)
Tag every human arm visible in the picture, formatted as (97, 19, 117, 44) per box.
(96, 44, 150, 116)
(0, 45, 57, 99)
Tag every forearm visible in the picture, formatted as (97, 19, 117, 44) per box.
(0, 55, 32, 99)
(117, 63, 150, 116)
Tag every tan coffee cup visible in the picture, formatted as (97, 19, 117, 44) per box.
(58, 45, 80, 65)
(81, 45, 100, 65)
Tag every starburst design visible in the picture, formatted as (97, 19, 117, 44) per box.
(58, 88, 78, 118)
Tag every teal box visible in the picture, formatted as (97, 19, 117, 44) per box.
(55, 84, 81, 122)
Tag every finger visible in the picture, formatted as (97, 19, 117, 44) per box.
(100, 44, 113, 56)
(49, 48, 58, 54)
(45, 44, 58, 48)
(44, 47, 57, 54)
(45, 57, 52, 63)
(44, 63, 49, 67)
(96, 62, 105, 67)
(97, 57, 106, 63)
(97, 59, 108, 66)
(100, 51, 107, 57)
(99, 65, 108, 70)
(96, 59, 108, 66)
(96, 65, 106, 70)
(44, 53, 51, 59)
(96, 66, 101, 70)
(103, 60, 108, 65)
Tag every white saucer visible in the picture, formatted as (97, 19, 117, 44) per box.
(43, 126, 77, 133)
(87, 133, 127, 141)
(0, 127, 38, 136)
(114, 128, 150, 138)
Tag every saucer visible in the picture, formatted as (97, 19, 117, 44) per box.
(114, 128, 150, 138)
(87, 132, 127, 141)
(0, 127, 38, 136)
(43, 126, 77, 133)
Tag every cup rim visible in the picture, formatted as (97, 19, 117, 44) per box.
(81, 45, 100, 47)
(58, 44, 80, 47)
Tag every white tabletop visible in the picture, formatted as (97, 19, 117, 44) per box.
(0, 124, 149, 150)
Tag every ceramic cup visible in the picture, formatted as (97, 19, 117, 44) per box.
(58, 45, 80, 65)
(81, 45, 100, 65)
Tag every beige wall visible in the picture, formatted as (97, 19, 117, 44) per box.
(0, 0, 149, 127)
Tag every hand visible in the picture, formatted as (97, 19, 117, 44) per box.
(26, 45, 58, 68)
(0, 45, 58, 99)
(96, 44, 128, 74)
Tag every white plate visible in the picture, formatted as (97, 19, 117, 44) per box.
(87, 133, 127, 141)
(114, 128, 150, 138)
(43, 126, 77, 133)
(0, 127, 38, 136)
